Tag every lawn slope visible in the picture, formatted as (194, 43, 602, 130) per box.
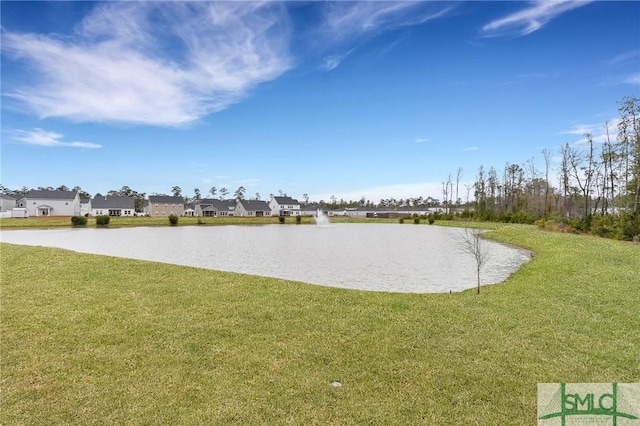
(1, 225, 638, 424)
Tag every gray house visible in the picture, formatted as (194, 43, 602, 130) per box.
(235, 200, 271, 217)
(195, 199, 236, 217)
(0, 193, 17, 212)
(17, 190, 81, 216)
(91, 195, 135, 217)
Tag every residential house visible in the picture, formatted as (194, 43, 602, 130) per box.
(300, 204, 324, 216)
(144, 195, 185, 216)
(17, 190, 81, 216)
(269, 196, 301, 216)
(91, 195, 135, 217)
(184, 204, 196, 217)
(195, 199, 236, 217)
(80, 197, 92, 216)
(0, 193, 17, 212)
(235, 200, 271, 217)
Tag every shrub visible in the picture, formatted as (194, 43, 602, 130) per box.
(589, 214, 617, 239)
(459, 209, 473, 219)
(398, 218, 404, 224)
(168, 214, 179, 226)
(70, 216, 87, 226)
(570, 215, 592, 233)
(428, 216, 435, 225)
(413, 217, 420, 224)
(620, 213, 640, 241)
(96, 215, 110, 227)
(278, 216, 285, 224)
(296, 215, 302, 224)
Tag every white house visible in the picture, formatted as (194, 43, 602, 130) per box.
(80, 198, 92, 216)
(91, 195, 135, 217)
(17, 190, 81, 216)
(269, 196, 301, 216)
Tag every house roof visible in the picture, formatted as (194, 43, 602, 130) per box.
(198, 199, 236, 211)
(300, 204, 323, 212)
(273, 196, 300, 205)
(0, 193, 17, 200)
(25, 190, 78, 200)
(238, 200, 271, 211)
(148, 195, 185, 204)
(92, 196, 135, 209)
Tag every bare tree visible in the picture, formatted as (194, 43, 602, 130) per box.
(455, 167, 463, 208)
(457, 228, 490, 294)
(542, 148, 552, 215)
(617, 96, 640, 214)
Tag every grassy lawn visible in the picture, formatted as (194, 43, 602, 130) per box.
(1, 225, 638, 424)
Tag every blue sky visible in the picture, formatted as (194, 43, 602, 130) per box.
(1, 1, 639, 203)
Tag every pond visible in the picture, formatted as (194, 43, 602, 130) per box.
(0, 223, 531, 293)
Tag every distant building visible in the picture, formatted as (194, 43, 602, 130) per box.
(195, 199, 237, 217)
(144, 195, 185, 216)
(16, 190, 80, 216)
(269, 196, 301, 216)
(91, 195, 135, 217)
(235, 200, 272, 217)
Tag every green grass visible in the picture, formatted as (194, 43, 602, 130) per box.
(1, 225, 638, 424)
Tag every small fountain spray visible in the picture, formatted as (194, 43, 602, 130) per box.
(314, 208, 330, 226)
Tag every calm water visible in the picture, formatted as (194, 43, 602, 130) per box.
(1, 224, 530, 293)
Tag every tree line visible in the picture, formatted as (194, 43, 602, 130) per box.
(444, 96, 639, 240)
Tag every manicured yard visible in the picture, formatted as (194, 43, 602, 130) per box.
(1, 225, 638, 424)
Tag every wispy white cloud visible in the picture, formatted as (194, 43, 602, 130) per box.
(415, 137, 430, 143)
(607, 50, 639, 67)
(560, 119, 620, 144)
(624, 73, 640, 85)
(482, 1, 593, 37)
(321, 2, 454, 41)
(322, 49, 355, 72)
(558, 124, 596, 135)
(10, 128, 101, 149)
(319, 2, 454, 70)
(461, 147, 479, 152)
(1, 2, 292, 127)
